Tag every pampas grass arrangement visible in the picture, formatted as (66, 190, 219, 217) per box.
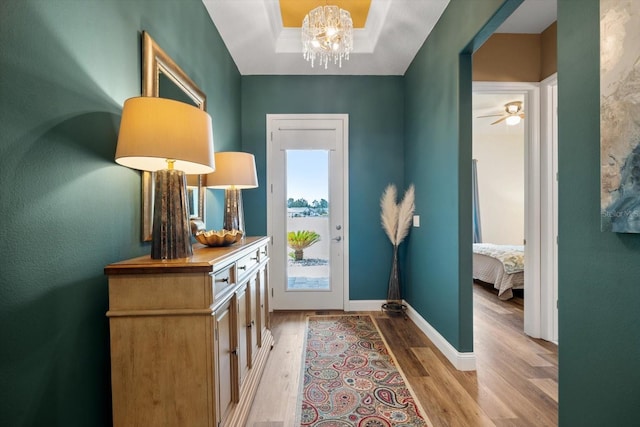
(380, 183, 415, 306)
(380, 185, 399, 245)
(381, 184, 415, 246)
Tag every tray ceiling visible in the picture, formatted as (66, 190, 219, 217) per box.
(202, 0, 556, 76)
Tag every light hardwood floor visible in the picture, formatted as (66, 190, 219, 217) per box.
(246, 283, 558, 426)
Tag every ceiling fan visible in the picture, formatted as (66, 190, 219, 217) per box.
(477, 101, 525, 125)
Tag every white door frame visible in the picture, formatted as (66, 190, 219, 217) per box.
(540, 73, 559, 343)
(473, 81, 548, 339)
(266, 114, 350, 311)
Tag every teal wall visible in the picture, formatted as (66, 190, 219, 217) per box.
(403, 0, 521, 352)
(241, 76, 405, 300)
(558, 0, 640, 424)
(0, 1, 240, 425)
(3, 0, 640, 425)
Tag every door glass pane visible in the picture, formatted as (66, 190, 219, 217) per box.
(286, 150, 330, 291)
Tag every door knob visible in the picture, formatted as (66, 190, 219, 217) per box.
(332, 236, 342, 242)
(336, 225, 342, 230)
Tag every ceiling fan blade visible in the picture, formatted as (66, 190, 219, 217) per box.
(476, 113, 504, 118)
(491, 116, 509, 125)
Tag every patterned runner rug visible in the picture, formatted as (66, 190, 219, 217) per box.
(297, 315, 431, 426)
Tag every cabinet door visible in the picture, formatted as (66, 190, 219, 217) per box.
(236, 284, 249, 387)
(257, 264, 270, 347)
(248, 275, 259, 367)
(215, 298, 236, 425)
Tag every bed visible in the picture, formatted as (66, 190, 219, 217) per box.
(473, 243, 524, 300)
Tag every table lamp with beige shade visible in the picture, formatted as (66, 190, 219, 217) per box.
(205, 151, 258, 234)
(115, 97, 215, 259)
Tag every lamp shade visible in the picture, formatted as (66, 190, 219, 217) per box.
(115, 97, 215, 174)
(205, 152, 258, 189)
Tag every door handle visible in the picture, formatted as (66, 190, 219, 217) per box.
(332, 236, 342, 242)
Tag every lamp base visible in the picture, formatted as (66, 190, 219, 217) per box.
(223, 188, 245, 233)
(151, 169, 193, 259)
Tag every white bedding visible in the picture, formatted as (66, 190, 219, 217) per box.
(472, 243, 524, 274)
(473, 244, 525, 300)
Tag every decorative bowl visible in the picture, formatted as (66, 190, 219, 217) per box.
(195, 229, 243, 247)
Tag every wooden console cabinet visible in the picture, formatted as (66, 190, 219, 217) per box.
(105, 236, 273, 427)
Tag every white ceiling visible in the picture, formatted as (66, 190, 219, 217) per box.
(203, 0, 557, 76)
(495, 0, 558, 34)
(473, 93, 526, 135)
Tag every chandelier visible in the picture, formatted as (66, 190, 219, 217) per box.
(301, 5, 353, 69)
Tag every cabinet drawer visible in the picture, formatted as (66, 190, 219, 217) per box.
(237, 250, 259, 282)
(211, 265, 235, 301)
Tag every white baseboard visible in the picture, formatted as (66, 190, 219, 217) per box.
(404, 302, 476, 371)
(347, 299, 476, 371)
(346, 300, 387, 312)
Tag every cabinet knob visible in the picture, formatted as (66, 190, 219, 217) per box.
(250, 257, 258, 261)
(231, 347, 239, 356)
(238, 265, 247, 271)
(215, 277, 229, 283)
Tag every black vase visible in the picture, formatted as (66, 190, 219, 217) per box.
(387, 244, 401, 302)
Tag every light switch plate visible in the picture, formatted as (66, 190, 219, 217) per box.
(413, 215, 420, 227)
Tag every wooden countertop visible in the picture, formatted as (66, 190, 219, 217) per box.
(105, 236, 269, 275)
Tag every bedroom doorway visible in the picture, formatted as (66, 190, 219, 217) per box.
(472, 81, 558, 343)
(472, 90, 527, 299)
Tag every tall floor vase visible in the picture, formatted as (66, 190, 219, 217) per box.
(387, 244, 401, 302)
(383, 245, 406, 315)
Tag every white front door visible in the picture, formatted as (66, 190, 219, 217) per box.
(267, 114, 349, 310)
